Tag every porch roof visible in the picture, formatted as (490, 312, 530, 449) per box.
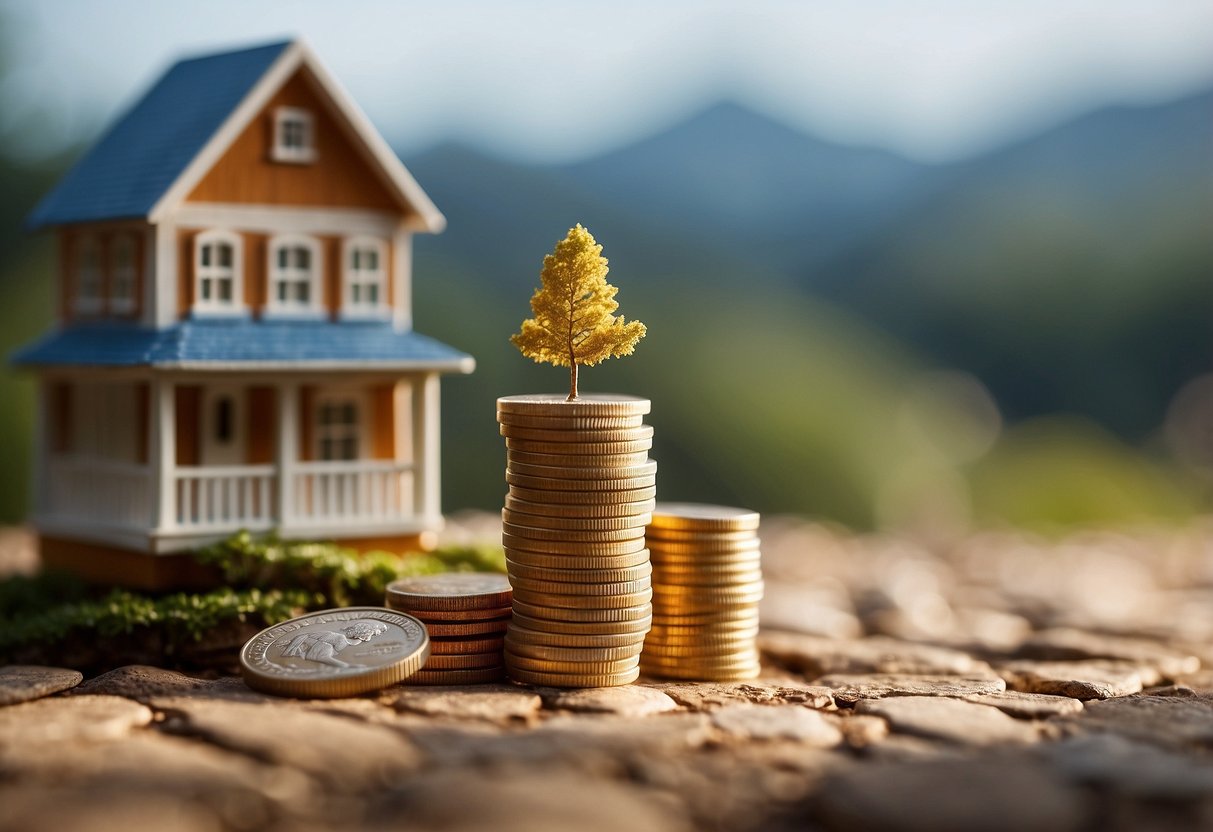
(11, 319, 474, 372)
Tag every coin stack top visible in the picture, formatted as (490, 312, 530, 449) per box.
(642, 503, 763, 682)
(498, 394, 655, 688)
(385, 573, 512, 685)
(240, 607, 430, 698)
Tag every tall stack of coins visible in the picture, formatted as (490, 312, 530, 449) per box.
(498, 393, 655, 688)
(642, 503, 763, 681)
(385, 573, 512, 685)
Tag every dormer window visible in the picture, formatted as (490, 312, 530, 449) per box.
(268, 235, 323, 315)
(343, 237, 387, 317)
(109, 234, 137, 315)
(272, 107, 316, 163)
(194, 230, 243, 314)
(74, 236, 103, 316)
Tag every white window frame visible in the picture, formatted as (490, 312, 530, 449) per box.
(74, 236, 103, 315)
(267, 234, 324, 316)
(341, 236, 389, 319)
(194, 230, 244, 315)
(313, 390, 367, 462)
(108, 233, 138, 315)
(271, 106, 317, 164)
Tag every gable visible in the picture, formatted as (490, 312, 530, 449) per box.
(186, 67, 399, 212)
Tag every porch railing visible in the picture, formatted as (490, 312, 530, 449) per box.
(173, 465, 276, 531)
(45, 457, 152, 531)
(291, 460, 416, 526)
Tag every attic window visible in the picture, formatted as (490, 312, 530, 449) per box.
(272, 107, 316, 163)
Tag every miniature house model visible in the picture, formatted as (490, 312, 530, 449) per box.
(15, 40, 474, 584)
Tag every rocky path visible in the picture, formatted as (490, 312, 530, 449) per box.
(2, 517, 1213, 832)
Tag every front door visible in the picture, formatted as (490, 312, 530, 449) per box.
(201, 385, 245, 466)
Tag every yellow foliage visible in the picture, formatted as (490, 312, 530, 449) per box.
(511, 224, 646, 398)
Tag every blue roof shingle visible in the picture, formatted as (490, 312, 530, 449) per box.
(12, 319, 474, 371)
(26, 40, 292, 229)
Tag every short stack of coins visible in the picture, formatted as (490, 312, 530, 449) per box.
(642, 503, 763, 681)
(498, 393, 656, 688)
(385, 573, 513, 685)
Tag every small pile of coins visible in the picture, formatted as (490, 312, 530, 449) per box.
(498, 393, 656, 688)
(642, 503, 763, 681)
(385, 573, 513, 685)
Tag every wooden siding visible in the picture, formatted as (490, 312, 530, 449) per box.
(247, 386, 276, 464)
(135, 383, 150, 465)
(299, 385, 315, 461)
(50, 382, 72, 453)
(177, 229, 194, 318)
(242, 232, 266, 313)
(370, 383, 395, 460)
(175, 385, 201, 466)
(185, 68, 400, 212)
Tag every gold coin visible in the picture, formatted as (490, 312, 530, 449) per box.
(653, 583, 765, 602)
(508, 575, 653, 597)
(650, 552, 763, 570)
(641, 654, 761, 673)
(503, 639, 645, 662)
(509, 611, 652, 635)
(423, 618, 512, 637)
(406, 666, 506, 686)
(506, 666, 642, 688)
(648, 616, 761, 632)
(645, 539, 761, 556)
(645, 627, 760, 645)
(505, 653, 640, 674)
(428, 635, 506, 655)
(384, 573, 512, 612)
(645, 528, 757, 544)
(649, 503, 761, 532)
(423, 651, 505, 670)
(642, 643, 758, 660)
(653, 569, 765, 587)
(395, 605, 514, 622)
(497, 394, 650, 417)
(503, 508, 654, 531)
(655, 601, 763, 618)
(508, 485, 657, 505)
(510, 599, 652, 623)
(504, 460, 656, 481)
(506, 471, 657, 492)
(505, 437, 653, 456)
(499, 423, 654, 443)
(507, 449, 652, 468)
(511, 588, 653, 611)
(506, 624, 649, 649)
(501, 522, 647, 543)
(506, 559, 652, 584)
(501, 532, 647, 556)
(239, 607, 430, 698)
(504, 547, 652, 570)
(497, 412, 646, 430)
(505, 494, 656, 518)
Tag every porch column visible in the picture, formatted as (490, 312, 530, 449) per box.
(149, 378, 176, 533)
(276, 381, 300, 528)
(30, 376, 49, 519)
(411, 372, 441, 519)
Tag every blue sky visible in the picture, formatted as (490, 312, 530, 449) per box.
(3, 0, 1212, 163)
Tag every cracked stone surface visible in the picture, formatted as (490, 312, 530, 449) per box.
(4, 517, 1213, 831)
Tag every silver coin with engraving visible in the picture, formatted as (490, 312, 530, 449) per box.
(240, 607, 430, 698)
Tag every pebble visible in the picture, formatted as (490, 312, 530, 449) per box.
(0, 694, 152, 744)
(999, 660, 1145, 700)
(0, 665, 83, 706)
(709, 703, 843, 746)
(964, 690, 1085, 719)
(1018, 628, 1201, 679)
(544, 685, 678, 717)
(853, 696, 1040, 746)
(651, 681, 834, 711)
(759, 631, 992, 678)
(816, 674, 1005, 705)
(380, 684, 543, 723)
(1073, 694, 1213, 751)
(834, 713, 890, 748)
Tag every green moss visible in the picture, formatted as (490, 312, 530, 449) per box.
(0, 533, 506, 669)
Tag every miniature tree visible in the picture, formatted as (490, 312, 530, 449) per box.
(511, 224, 646, 400)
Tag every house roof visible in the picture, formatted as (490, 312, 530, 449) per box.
(26, 39, 444, 232)
(12, 320, 475, 373)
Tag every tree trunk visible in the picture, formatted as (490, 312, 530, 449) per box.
(568, 362, 579, 401)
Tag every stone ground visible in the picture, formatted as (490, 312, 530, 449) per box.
(3, 515, 1213, 832)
